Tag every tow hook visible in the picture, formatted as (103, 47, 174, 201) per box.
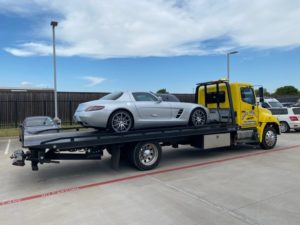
(10, 150, 28, 166)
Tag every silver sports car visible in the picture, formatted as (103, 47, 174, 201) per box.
(74, 91, 209, 133)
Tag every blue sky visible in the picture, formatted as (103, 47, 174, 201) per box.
(0, 0, 299, 93)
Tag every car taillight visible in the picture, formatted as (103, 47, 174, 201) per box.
(85, 106, 105, 112)
(289, 116, 298, 121)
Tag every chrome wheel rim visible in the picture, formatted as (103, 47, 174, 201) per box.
(280, 122, 288, 133)
(111, 112, 132, 132)
(139, 143, 158, 166)
(265, 130, 276, 146)
(192, 109, 206, 126)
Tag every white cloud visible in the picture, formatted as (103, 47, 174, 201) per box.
(82, 76, 106, 87)
(21, 81, 33, 87)
(2, 0, 300, 58)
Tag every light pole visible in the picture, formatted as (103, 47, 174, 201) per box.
(227, 51, 238, 81)
(50, 21, 60, 124)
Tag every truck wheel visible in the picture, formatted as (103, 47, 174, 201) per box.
(189, 108, 207, 127)
(280, 122, 290, 133)
(129, 142, 162, 170)
(260, 126, 277, 150)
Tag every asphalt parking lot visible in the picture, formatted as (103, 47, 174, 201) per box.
(1, 132, 300, 225)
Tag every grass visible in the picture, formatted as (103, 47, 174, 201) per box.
(0, 128, 19, 138)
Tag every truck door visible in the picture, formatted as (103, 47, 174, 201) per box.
(239, 87, 259, 128)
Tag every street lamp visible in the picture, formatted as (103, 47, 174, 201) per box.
(227, 51, 238, 81)
(50, 21, 60, 124)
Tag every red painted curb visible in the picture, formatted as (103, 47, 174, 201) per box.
(1, 144, 300, 206)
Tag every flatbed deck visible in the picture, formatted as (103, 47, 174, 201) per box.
(24, 123, 237, 150)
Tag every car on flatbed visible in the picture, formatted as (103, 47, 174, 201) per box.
(19, 116, 59, 142)
(74, 91, 209, 133)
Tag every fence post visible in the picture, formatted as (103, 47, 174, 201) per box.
(15, 101, 18, 128)
(43, 100, 46, 116)
(69, 100, 72, 125)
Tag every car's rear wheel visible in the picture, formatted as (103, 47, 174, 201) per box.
(280, 121, 290, 133)
(190, 108, 207, 127)
(108, 110, 133, 133)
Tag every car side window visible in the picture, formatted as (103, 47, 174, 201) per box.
(241, 87, 255, 105)
(133, 92, 158, 102)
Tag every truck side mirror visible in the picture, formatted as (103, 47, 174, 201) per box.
(258, 87, 264, 103)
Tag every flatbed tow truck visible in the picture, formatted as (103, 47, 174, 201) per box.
(11, 80, 280, 171)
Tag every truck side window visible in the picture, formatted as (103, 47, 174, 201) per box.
(241, 87, 255, 105)
(206, 91, 226, 104)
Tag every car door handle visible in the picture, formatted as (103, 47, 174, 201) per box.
(151, 114, 158, 117)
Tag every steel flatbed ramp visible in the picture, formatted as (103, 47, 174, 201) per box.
(24, 123, 237, 150)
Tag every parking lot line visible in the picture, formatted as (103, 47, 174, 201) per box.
(1, 144, 300, 207)
(4, 139, 11, 155)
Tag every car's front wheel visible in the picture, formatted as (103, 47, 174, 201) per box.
(189, 108, 207, 127)
(108, 110, 133, 133)
(280, 121, 290, 133)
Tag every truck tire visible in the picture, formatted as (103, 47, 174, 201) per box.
(280, 122, 290, 133)
(128, 142, 162, 170)
(260, 126, 277, 150)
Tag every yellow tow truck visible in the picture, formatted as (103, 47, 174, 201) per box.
(196, 80, 280, 149)
(11, 80, 280, 171)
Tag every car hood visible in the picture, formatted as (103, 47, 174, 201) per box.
(24, 125, 58, 135)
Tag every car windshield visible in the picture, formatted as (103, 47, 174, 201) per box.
(269, 101, 283, 107)
(100, 92, 123, 100)
(25, 118, 55, 127)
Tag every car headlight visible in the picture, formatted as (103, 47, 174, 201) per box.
(85, 106, 105, 112)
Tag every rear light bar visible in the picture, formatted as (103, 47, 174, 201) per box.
(85, 106, 105, 112)
(289, 116, 299, 121)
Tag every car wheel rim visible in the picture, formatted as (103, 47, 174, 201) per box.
(192, 109, 206, 126)
(138, 143, 158, 166)
(112, 112, 132, 132)
(265, 130, 276, 146)
(280, 123, 287, 133)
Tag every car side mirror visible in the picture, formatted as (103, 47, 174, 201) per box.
(258, 87, 264, 103)
(157, 97, 163, 103)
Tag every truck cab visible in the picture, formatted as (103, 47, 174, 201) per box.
(196, 80, 280, 149)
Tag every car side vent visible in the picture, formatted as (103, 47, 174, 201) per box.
(176, 109, 184, 118)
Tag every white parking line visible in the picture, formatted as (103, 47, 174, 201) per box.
(4, 139, 11, 155)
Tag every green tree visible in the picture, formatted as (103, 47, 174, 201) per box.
(156, 88, 168, 94)
(274, 86, 299, 96)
